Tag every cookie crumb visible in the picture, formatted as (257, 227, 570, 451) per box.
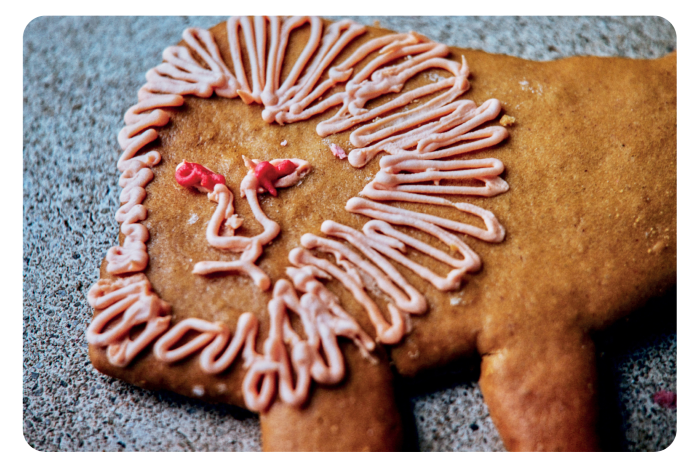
(280, 140, 287, 147)
(500, 115, 516, 126)
(192, 385, 205, 397)
(427, 71, 444, 82)
(650, 241, 666, 254)
(330, 143, 347, 160)
(373, 20, 381, 28)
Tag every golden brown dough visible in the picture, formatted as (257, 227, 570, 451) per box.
(261, 343, 402, 452)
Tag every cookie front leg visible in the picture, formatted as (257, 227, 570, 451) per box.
(260, 342, 402, 451)
(479, 330, 598, 451)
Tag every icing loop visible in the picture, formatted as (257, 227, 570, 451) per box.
(316, 37, 469, 139)
(347, 98, 505, 168)
(87, 274, 171, 367)
(87, 274, 372, 412)
(107, 93, 185, 275)
(244, 278, 375, 410)
(226, 16, 278, 105)
(182, 27, 240, 98)
(143, 46, 226, 98)
(153, 314, 260, 373)
(303, 226, 427, 315)
(260, 19, 367, 123)
(285, 265, 376, 356)
(106, 162, 153, 275)
(288, 246, 408, 345)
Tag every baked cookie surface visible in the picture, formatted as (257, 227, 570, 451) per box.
(23, 16, 677, 452)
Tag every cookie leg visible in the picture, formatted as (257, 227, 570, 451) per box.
(260, 342, 403, 451)
(479, 330, 598, 451)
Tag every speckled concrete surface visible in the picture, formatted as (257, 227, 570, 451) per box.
(23, 16, 677, 452)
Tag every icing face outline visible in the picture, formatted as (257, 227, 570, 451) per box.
(175, 158, 311, 291)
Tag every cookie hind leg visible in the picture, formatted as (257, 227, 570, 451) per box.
(479, 330, 599, 451)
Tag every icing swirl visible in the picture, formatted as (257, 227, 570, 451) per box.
(87, 274, 171, 367)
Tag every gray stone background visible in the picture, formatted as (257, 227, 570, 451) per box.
(23, 16, 677, 451)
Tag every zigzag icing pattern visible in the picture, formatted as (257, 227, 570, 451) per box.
(106, 94, 184, 274)
(92, 16, 510, 412)
(87, 274, 171, 367)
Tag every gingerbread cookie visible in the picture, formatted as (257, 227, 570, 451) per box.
(86, 16, 676, 451)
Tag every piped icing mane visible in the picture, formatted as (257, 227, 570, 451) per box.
(90, 16, 509, 412)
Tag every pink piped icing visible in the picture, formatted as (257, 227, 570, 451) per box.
(330, 143, 347, 160)
(93, 16, 511, 412)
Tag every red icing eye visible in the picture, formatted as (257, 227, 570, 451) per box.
(175, 161, 225, 192)
(254, 160, 298, 197)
